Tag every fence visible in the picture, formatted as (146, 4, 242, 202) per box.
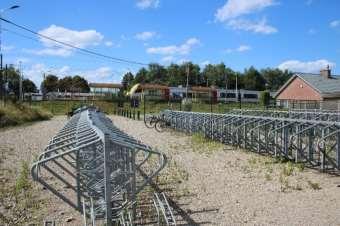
(31, 107, 175, 225)
(163, 110, 340, 172)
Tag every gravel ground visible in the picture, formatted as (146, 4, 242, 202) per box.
(111, 115, 340, 226)
(2, 115, 340, 225)
(0, 117, 82, 225)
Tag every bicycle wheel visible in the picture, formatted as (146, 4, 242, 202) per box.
(145, 116, 156, 128)
(155, 120, 166, 132)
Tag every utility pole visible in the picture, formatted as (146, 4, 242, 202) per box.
(19, 61, 23, 102)
(186, 63, 189, 99)
(235, 73, 238, 100)
(225, 72, 227, 104)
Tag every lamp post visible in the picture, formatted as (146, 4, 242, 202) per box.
(0, 5, 20, 69)
(0, 5, 19, 106)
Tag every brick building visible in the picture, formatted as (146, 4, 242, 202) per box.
(275, 67, 340, 110)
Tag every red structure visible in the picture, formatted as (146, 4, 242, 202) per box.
(275, 68, 340, 110)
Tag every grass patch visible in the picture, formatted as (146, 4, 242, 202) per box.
(0, 102, 52, 128)
(307, 180, 321, 190)
(15, 161, 31, 194)
(282, 162, 294, 177)
(0, 159, 43, 225)
(191, 133, 224, 155)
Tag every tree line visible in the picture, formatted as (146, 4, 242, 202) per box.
(40, 74, 90, 94)
(122, 62, 293, 91)
(1, 62, 292, 100)
(0, 66, 37, 99)
(0, 66, 91, 102)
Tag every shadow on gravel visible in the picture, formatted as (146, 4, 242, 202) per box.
(138, 169, 216, 225)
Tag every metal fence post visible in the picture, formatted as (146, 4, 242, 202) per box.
(104, 133, 113, 226)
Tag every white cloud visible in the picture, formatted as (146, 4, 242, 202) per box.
(24, 64, 72, 86)
(161, 56, 175, 63)
(2, 45, 15, 52)
(308, 28, 317, 35)
(215, 0, 277, 35)
(105, 41, 113, 46)
(201, 60, 211, 66)
(147, 38, 200, 55)
(177, 58, 189, 64)
(39, 25, 103, 48)
(26, 48, 73, 57)
(215, 0, 275, 22)
(135, 31, 156, 41)
(24, 64, 122, 87)
(330, 20, 340, 28)
(278, 59, 336, 73)
(136, 0, 159, 9)
(225, 44, 251, 53)
(228, 18, 277, 34)
(84, 67, 112, 80)
(237, 45, 251, 52)
(30, 25, 104, 57)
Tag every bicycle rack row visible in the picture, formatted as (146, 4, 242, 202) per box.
(163, 110, 340, 172)
(31, 107, 169, 226)
(230, 109, 340, 122)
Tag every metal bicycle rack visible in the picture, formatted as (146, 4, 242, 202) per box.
(163, 110, 340, 172)
(31, 107, 170, 225)
(230, 109, 340, 122)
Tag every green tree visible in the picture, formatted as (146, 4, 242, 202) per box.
(58, 76, 73, 92)
(259, 90, 271, 107)
(22, 79, 37, 93)
(5, 66, 21, 97)
(243, 66, 266, 90)
(147, 63, 166, 84)
(261, 68, 292, 91)
(134, 68, 148, 84)
(166, 63, 181, 86)
(122, 72, 135, 90)
(41, 74, 59, 94)
(71, 76, 90, 93)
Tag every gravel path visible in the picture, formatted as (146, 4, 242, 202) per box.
(111, 115, 340, 226)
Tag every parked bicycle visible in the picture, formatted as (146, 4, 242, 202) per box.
(144, 113, 170, 132)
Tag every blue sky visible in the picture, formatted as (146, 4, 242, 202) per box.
(1, 0, 340, 86)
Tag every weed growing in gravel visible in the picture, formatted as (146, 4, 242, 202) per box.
(279, 174, 289, 192)
(15, 161, 31, 194)
(191, 133, 224, 155)
(282, 162, 294, 177)
(307, 180, 321, 190)
(265, 172, 272, 181)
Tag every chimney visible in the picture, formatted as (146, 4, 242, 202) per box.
(320, 65, 331, 79)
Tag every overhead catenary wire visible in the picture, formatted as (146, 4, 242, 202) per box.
(0, 17, 148, 66)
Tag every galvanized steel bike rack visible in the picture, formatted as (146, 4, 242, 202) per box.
(163, 110, 340, 172)
(31, 107, 167, 225)
(230, 109, 340, 122)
